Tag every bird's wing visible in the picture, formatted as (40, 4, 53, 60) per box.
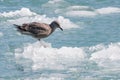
(28, 22, 50, 35)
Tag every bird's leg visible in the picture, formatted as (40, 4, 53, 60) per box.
(38, 39, 47, 48)
(38, 38, 41, 41)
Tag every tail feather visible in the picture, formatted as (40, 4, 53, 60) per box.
(13, 24, 27, 32)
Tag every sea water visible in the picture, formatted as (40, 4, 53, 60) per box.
(0, 0, 120, 80)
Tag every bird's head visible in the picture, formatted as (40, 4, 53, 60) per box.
(50, 21, 63, 31)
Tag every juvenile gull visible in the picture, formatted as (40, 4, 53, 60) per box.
(14, 21, 63, 41)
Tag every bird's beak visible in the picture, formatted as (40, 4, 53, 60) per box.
(59, 26, 63, 31)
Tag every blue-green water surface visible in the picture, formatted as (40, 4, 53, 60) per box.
(0, 0, 120, 80)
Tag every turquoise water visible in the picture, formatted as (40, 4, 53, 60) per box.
(0, 0, 120, 80)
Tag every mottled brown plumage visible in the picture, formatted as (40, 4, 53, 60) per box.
(14, 21, 63, 40)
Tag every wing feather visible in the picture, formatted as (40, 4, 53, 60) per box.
(28, 22, 50, 35)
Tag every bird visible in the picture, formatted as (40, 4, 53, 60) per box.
(13, 21, 63, 41)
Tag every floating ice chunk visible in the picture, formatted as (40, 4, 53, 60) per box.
(48, 0, 63, 4)
(67, 5, 93, 11)
(0, 8, 36, 17)
(56, 5, 120, 17)
(89, 43, 120, 67)
(90, 43, 120, 61)
(65, 11, 97, 17)
(15, 41, 85, 70)
(96, 7, 120, 14)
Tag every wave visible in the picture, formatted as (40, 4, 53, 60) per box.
(55, 6, 120, 17)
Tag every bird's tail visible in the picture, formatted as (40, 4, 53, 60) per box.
(13, 24, 27, 32)
(13, 24, 24, 32)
